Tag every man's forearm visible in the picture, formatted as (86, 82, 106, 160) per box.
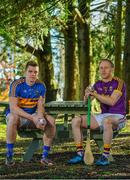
(10, 106, 33, 121)
(93, 92, 115, 106)
(37, 108, 46, 118)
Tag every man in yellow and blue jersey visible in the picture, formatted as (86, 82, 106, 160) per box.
(6, 61, 56, 166)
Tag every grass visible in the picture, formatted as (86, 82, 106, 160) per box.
(1, 121, 130, 179)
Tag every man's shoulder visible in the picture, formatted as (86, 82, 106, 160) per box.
(11, 77, 25, 87)
(35, 79, 46, 88)
(113, 77, 124, 83)
(9, 78, 25, 96)
(112, 77, 126, 92)
(94, 80, 102, 86)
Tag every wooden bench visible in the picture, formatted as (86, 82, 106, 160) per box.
(0, 101, 130, 162)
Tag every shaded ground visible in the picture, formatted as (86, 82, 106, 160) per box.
(1, 137, 130, 179)
(1, 122, 130, 179)
(1, 152, 130, 179)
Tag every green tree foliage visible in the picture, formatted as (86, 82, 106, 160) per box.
(0, 0, 128, 102)
(0, 0, 70, 100)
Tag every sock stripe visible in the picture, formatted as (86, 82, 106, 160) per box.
(104, 148, 110, 151)
(77, 149, 83, 152)
(77, 146, 83, 149)
(103, 144, 111, 158)
(76, 147, 83, 151)
(76, 143, 83, 147)
(76, 143, 83, 156)
(104, 144, 111, 148)
(104, 152, 109, 154)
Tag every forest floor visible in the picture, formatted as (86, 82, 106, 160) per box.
(1, 122, 130, 179)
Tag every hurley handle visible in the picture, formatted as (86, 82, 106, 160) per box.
(87, 96, 91, 129)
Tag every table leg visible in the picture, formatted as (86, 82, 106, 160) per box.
(64, 114, 68, 129)
(22, 138, 41, 162)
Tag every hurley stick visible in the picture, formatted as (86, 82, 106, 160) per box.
(84, 96, 94, 165)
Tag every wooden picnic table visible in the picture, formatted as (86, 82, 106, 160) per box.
(45, 101, 87, 128)
(45, 101, 87, 114)
(0, 100, 87, 113)
(0, 100, 87, 126)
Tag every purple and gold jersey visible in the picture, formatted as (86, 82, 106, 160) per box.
(93, 77, 126, 115)
(6, 77, 46, 115)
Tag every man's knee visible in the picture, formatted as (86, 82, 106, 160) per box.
(45, 118, 56, 138)
(46, 115, 55, 128)
(103, 119, 112, 130)
(72, 117, 81, 128)
(45, 115, 56, 136)
(7, 113, 19, 126)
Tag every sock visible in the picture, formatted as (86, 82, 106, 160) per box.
(42, 145, 50, 159)
(76, 143, 84, 157)
(103, 144, 111, 158)
(6, 143, 14, 157)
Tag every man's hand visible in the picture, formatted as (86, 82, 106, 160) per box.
(84, 86, 95, 101)
(32, 115, 46, 130)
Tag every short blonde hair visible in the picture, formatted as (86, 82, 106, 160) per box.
(99, 59, 114, 68)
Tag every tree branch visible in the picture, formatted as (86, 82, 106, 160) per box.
(15, 42, 41, 57)
(73, 8, 85, 25)
(52, 15, 68, 30)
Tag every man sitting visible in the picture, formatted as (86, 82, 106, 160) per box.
(6, 61, 56, 166)
(68, 59, 126, 166)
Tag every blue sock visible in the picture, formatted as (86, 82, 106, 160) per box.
(6, 143, 14, 157)
(42, 145, 50, 159)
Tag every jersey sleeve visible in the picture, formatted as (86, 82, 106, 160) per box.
(9, 80, 20, 97)
(93, 82, 98, 92)
(113, 78, 124, 95)
(40, 83, 46, 98)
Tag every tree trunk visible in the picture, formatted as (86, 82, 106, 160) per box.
(77, 0, 90, 99)
(37, 33, 57, 102)
(16, 33, 57, 102)
(64, 3, 78, 100)
(115, 0, 122, 77)
(124, 0, 130, 113)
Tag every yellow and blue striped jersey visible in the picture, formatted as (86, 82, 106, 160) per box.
(6, 77, 46, 115)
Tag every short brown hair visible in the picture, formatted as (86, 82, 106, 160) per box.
(99, 59, 114, 68)
(25, 61, 38, 70)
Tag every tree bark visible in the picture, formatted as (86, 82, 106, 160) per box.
(77, 0, 90, 99)
(16, 33, 57, 102)
(37, 34, 57, 102)
(64, 3, 78, 100)
(124, 0, 130, 113)
(115, 0, 122, 77)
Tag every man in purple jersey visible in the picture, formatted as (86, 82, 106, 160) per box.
(68, 59, 126, 166)
(6, 61, 56, 166)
